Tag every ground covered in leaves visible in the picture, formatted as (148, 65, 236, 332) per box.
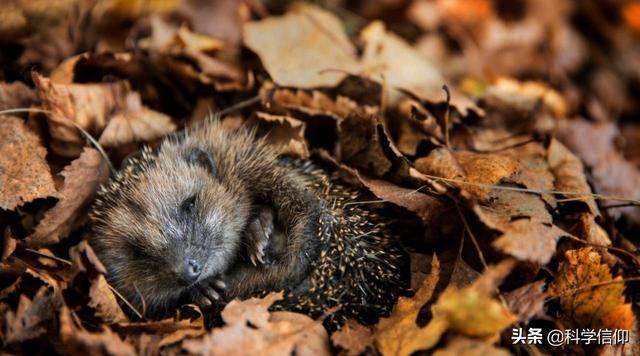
(1, 0, 640, 355)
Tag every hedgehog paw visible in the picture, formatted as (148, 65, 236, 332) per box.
(196, 278, 226, 309)
(246, 206, 274, 266)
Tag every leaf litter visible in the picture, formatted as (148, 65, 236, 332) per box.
(0, 1, 639, 355)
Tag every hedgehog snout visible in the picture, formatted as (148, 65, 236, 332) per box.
(177, 259, 202, 285)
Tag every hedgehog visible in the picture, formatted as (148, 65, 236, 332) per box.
(88, 118, 405, 327)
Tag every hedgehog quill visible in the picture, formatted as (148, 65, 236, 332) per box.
(89, 119, 405, 327)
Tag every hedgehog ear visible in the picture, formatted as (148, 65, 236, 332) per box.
(187, 147, 216, 176)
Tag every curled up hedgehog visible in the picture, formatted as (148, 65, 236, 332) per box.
(88, 118, 406, 327)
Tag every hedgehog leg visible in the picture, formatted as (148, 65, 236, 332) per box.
(245, 205, 274, 266)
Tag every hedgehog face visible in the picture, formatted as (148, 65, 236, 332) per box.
(90, 145, 252, 317)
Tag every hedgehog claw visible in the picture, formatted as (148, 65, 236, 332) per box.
(246, 206, 274, 266)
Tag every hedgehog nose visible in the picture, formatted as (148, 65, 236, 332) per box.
(180, 259, 201, 285)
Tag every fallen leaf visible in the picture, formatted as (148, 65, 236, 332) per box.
(432, 260, 517, 338)
(2, 228, 18, 261)
(504, 280, 547, 323)
(375, 255, 442, 355)
(454, 150, 520, 200)
(261, 83, 377, 120)
(244, 3, 360, 89)
(26, 148, 109, 247)
(88, 275, 128, 324)
(176, 0, 247, 46)
(0, 115, 57, 210)
(489, 77, 568, 118)
(0, 81, 38, 110)
(549, 247, 635, 330)
(4, 286, 61, 344)
(337, 113, 392, 177)
(34, 73, 175, 157)
(98, 93, 176, 147)
(33, 73, 128, 157)
(58, 305, 137, 356)
(432, 336, 511, 356)
(491, 218, 570, 264)
(556, 120, 640, 226)
(62, 241, 128, 324)
(360, 20, 481, 116)
(331, 319, 373, 356)
(415, 148, 520, 201)
(360, 21, 441, 103)
(547, 138, 599, 215)
(183, 293, 330, 356)
(357, 175, 446, 225)
(252, 112, 309, 158)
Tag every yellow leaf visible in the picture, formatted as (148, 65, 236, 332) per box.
(434, 287, 517, 337)
(549, 247, 635, 330)
(375, 256, 442, 356)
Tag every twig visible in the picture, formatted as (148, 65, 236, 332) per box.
(216, 95, 261, 117)
(454, 201, 488, 269)
(108, 284, 144, 319)
(24, 248, 72, 266)
(442, 85, 451, 149)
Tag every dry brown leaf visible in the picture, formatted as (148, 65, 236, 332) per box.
(361, 22, 440, 103)
(183, 293, 330, 356)
(359, 21, 480, 116)
(243, 3, 360, 89)
(98, 93, 176, 147)
(64, 241, 128, 324)
(137, 16, 246, 91)
(88, 275, 128, 324)
(69, 240, 108, 276)
(488, 77, 568, 118)
(4, 286, 62, 344)
(33, 73, 128, 157)
(337, 113, 392, 177)
(34, 74, 175, 157)
(415, 148, 519, 201)
(547, 138, 599, 215)
(375, 255, 442, 355)
(492, 218, 570, 264)
(0, 81, 38, 110)
(26, 148, 109, 247)
(176, 0, 246, 46)
(261, 83, 378, 120)
(331, 319, 373, 356)
(359, 176, 446, 225)
(58, 305, 137, 356)
(472, 188, 566, 264)
(432, 336, 511, 356)
(504, 280, 547, 323)
(252, 112, 309, 158)
(0, 115, 57, 210)
(556, 119, 640, 225)
(454, 150, 520, 200)
(2, 228, 18, 262)
(549, 247, 635, 330)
